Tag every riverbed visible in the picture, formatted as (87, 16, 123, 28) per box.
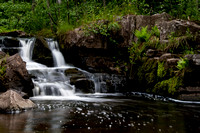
(0, 93, 200, 133)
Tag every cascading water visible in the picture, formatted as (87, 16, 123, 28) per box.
(1, 37, 114, 97)
(46, 38, 66, 67)
(18, 38, 76, 97)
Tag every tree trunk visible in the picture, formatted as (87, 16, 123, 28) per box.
(32, 0, 36, 12)
(57, 0, 62, 4)
(196, 0, 199, 16)
(103, 0, 106, 7)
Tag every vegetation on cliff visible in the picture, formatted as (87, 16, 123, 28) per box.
(0, 0, 199, 36)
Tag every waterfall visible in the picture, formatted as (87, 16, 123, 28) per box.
(17, 38, 75, 97)
(19, 38, 35, 61)
(46, 38, 66, 67)
(2, 37, 105, 97)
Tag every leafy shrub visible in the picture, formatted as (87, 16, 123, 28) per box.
(135, 26, 151, 43)
(151, 26, 160, 37)
(177, 58, 189, 70)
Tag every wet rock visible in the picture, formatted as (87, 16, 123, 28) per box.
(118, 15, 136, 47)
(166, 58, 180, 68)
(178, 87, 200, 101)
(157, 19, 200, 41)
(136, 12, 172, 30)
(0, 90, 36, 113)
(94, 73, 127, 93)
(1, 53, 34, 97)
(74, 79, 95, 93)
(0, 51, 6, 59)
(65, 68, 84, 76)
(159, 53, 174, 61)
(3, 37, 20, 47)
(185, 54, 200, 66)
(32, 37, 53, 67)
(0, 31, 30, 37)
(146, 49, 164, 57)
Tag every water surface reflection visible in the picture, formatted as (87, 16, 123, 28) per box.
(0, 94, 200, 133)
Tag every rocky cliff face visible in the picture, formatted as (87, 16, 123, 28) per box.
(59, 13, 200, 100)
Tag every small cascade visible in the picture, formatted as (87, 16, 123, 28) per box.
(17, 37, 75, 97)
(46, 38, 66, 67)
(19, 38, 35, 61)
(1, 36, 113, 97)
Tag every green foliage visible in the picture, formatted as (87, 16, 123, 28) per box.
(157, 62, 167, 78)
(151, 26, 160, 37)
(83, 21, 120, 37)
(0, 1, 31, 31)
(177, 58, 189, 70)
(128, 42, 146, 64)
(135, 26, 151, 43)
(57, 21, 74, 34)
(153, 76, 182, 95)
(0, 0, 199, 36)
(108, 22, 120, 32)
(0, 65, 6, 78)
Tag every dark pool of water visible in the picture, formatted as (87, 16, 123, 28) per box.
(0, 94, 200, 133)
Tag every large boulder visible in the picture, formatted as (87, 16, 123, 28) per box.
(0, 52, 34, 97)
(0, 90, 36, 113)
(32, 37, 53, 67)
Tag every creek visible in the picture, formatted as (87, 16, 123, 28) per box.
(0, 37, 200, 132)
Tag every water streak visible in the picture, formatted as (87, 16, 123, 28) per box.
(46, 38, 66, 67)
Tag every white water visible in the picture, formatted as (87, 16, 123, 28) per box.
(18, 38, 75, 97)
(46, 38, 66, 67)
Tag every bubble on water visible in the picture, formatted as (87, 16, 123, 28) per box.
(77, 107, 82, 111)
(137, 115, 140, 118)
(131, 123, 134, 127)
(151, 119, 154, 122)
(169, 125, 173, 128)
(88, 127, 90, 130)
(81, 113, 85, 115)
(159, 129, 162, 132)
(109, 125, 112, 128)
(118, 113, 122, 117)
(138, 123, 141, 126)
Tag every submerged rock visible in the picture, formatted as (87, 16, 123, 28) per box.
(0, 90, 36, 113)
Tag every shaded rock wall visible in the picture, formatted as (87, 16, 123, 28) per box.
(59, 13, 200, 100)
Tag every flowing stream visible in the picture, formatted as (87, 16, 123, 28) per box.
(0, 37, 200, 132)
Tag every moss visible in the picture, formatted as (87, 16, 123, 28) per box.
(137, 58, 158, 89)
(153, 76, 182, 95)
(157, 61, 167, 79)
